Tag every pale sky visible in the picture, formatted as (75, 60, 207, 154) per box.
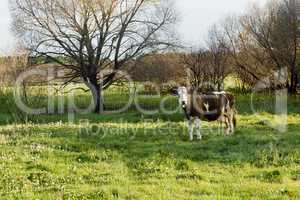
(0, 0, 267, 55)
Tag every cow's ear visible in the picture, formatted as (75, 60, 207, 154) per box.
(187, 87, 193, 94)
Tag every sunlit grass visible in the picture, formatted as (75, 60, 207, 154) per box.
(0, 86, 299, 199)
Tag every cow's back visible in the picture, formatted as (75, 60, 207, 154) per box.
(188, 94, 227, 121)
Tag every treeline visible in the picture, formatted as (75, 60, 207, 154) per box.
(0, 53, 28, 85)
(1, 0, 299, 95)
(213, 0, 300, 94)
(133, 0, 300, 94)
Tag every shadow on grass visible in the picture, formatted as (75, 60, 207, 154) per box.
(0, 112, 186, 125)
(236, 94, 300, 115)
(35, 122, 300, 171)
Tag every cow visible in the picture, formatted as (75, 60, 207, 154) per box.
(172, 87, 236, 141)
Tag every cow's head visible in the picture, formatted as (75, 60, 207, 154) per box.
(171, 87, 188, 106)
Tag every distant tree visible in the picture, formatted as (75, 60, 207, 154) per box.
(0, 44, 29, 85)
(207, 25, 231, 91)
(11, 0, 178, 113)
(182, 31, 232, 92)
(242, 0, 299, 94)
(221, 0, 299, 93)
(130, 53, 183, 84)
(181, 49, 214, 91)
(220, 15, 271, 89)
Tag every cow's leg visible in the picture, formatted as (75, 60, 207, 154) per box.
(218, 116, 225, 134)
(219, 120, 223, 134)
(188, 118, 194, 141)
(195, 117, 202, 140)
(229, 113, 235, 134)
(224, 116, 230, 135)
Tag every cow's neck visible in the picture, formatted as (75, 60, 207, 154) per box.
(180, 93, 191, 118)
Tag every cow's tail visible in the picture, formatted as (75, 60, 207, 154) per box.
(233, 113, 237, 128)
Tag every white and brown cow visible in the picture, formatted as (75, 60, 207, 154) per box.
(173, 87, 236, 141)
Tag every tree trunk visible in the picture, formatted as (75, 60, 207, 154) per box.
(88, 82, 104, 114)
(292, 75, 298, 94)
(295, 75, 299, 93)
(289, 67, 298, 95)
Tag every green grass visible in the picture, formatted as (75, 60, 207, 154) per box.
(0, 86, 299, 199)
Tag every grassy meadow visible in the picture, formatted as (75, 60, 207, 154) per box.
(0, 85, 299, 199)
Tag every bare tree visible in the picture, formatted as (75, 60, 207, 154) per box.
(181, 49, 215, 91)
(207, 25, 231, 91)
(220, 14, 272, 89)
(11, 0, 178, 113)
(238, 0, 299, 93)
(181, 25, 232, 92)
